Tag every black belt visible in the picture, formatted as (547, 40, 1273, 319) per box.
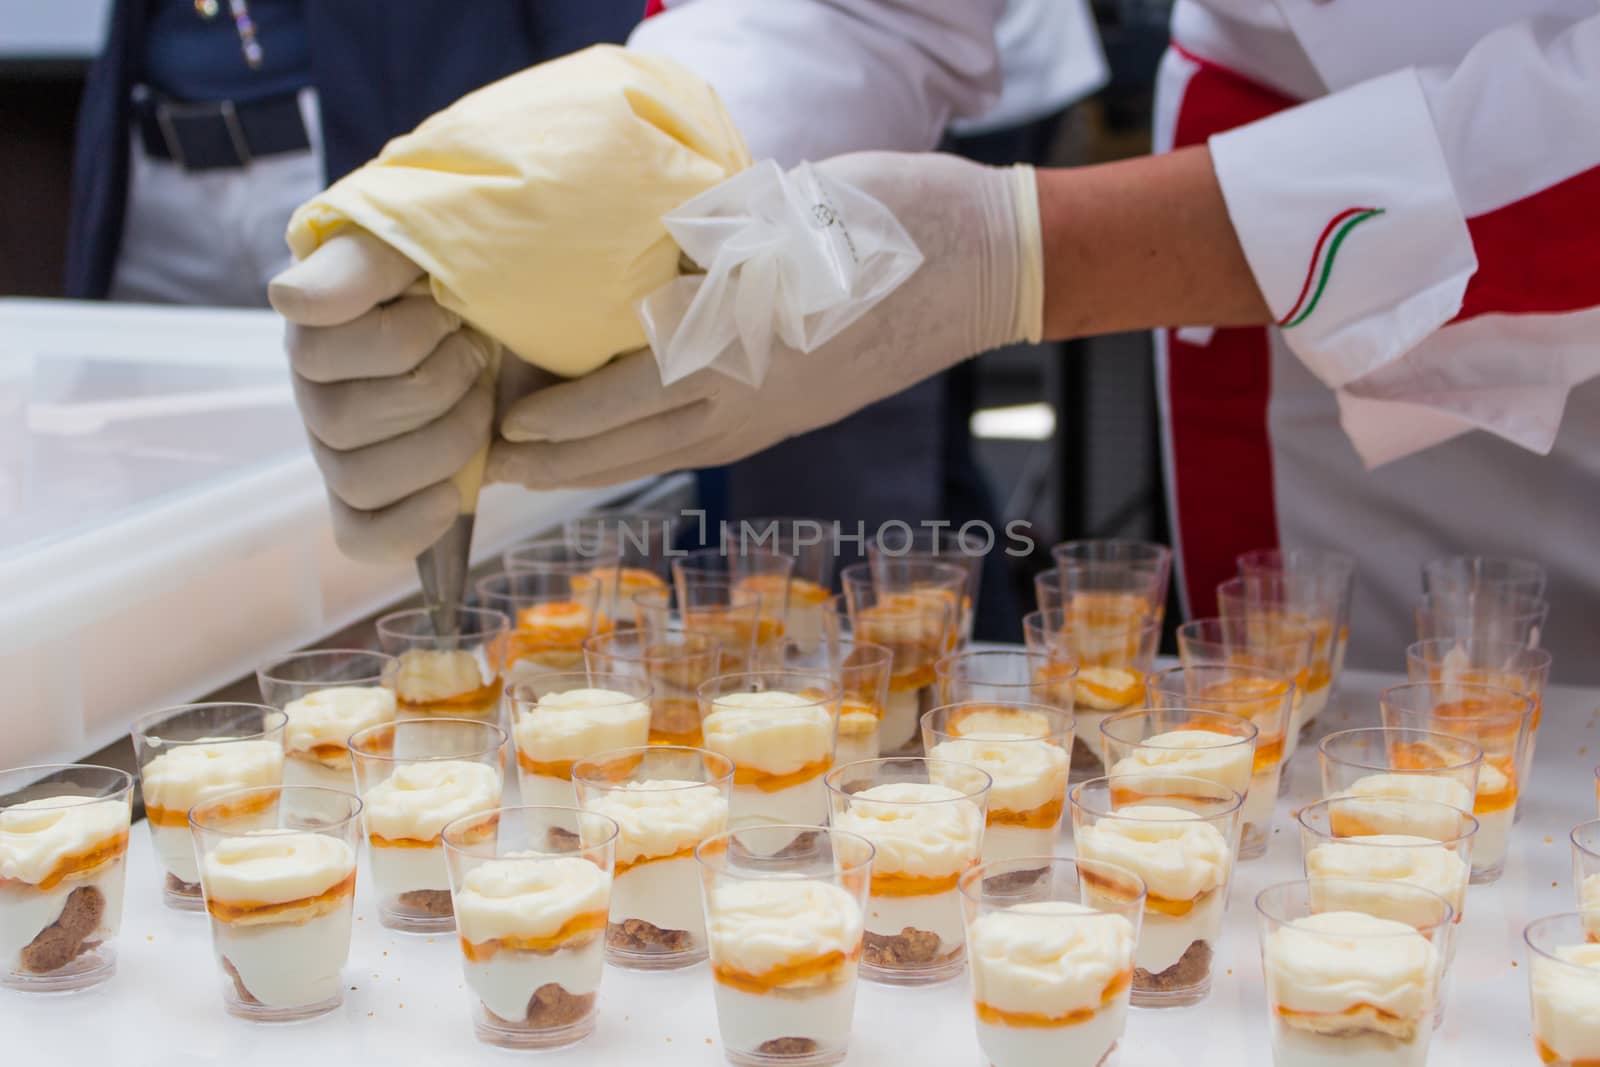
(134, 87, 311, 171)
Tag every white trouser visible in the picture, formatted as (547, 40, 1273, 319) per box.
(109, 89, 324, 308)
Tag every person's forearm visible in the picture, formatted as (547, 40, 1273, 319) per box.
(1039, 145, 1272, 339)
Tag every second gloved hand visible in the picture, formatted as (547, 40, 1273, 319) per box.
(488, 151, 1043, 490)
(269, 229, 552, 561)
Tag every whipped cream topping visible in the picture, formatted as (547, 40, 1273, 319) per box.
(1076, 667, 1144, 711)
(1305, 835, 1467, 914)
(928, 736, 1068, 814)
(969, 901, 1135, 1017)
(946, 706, 1056, 738)
(702, 691, 834, 776)
(283, 687, 396, 754)
(1264, 911, 1437, 1022)
(582, 780, 728, 865)
(395, 649, 485, 702)
(1074, 805, 1230, 902)
(514, 688, 651, 764)
(707, 879, 862, 978)
(1109, 729, 1253, 796)
(517, 601, 598, 636)
(141, 740, 285, 813)
(1343, 773, 1475, 812)
(831, 783, 983, 878)
(1339, 775, 1476, 839)
(455, 854, 609, 944)
(201, 829, 356, 904)
(363, 760, 500, 841)
(0, 797, 129, 885)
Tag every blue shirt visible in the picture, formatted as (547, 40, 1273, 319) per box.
(142, 0, 311, 102)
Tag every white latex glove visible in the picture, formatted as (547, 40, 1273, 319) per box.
(269, 229, 552, 561)
(487, 151, 1041, 489)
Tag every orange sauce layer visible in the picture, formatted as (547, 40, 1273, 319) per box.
(989, 795, 1065, 829)
(733, 757, 831, 794)
(1081, 866, 1195, 914)
(1390, 742, 1465, 772)
(149, 787, 277, 828)
(207, 869, 355, 923)
(460, 910, 609, 960)
(517, 751, 576, 780)
(888, 661, 938, 693)
(841, 697, 884, 722)
(1109, 787, 1224, 811)
(714, 948, 855, 995)
(1537, 1037, 1600, 1065)
(302, 742, 350, 761)
(975, 970, 1132, 1028)
(870, 869, 965, 898)
(396, 675, 504, 717)
(1277, 1002, 1406, 1025)
(1078, 670, 1145, 709)
(16, 831, 130, 892)
(1254, 737, 1287, 774)
(370, 817, 495, 850)
(649, 725, 705, 747)
(616, 843, 698, 878)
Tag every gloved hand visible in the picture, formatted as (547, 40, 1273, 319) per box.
(269, 229, 553, 561)
(487, 151, 1042, 490)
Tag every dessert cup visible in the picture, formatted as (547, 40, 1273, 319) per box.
(584, 628, 723, 747)
(1526, 913, 1600, 1065)
(840, 566, 961, 754)
(697, 824, 873, 1066)
(1297, 797, 1476, 928)
(190, 785, 361, 1021)
(1237, 549, 1355, 715)
(1049, 539, 1173, 622)
(477, 570, 610, 682)
(675, 557, 793, 669)
(1318, 728, 1483, 810)
(635, 582, 770, 674)
(0, 764, 132, 992)
(572, 745, 733, 969)
(1569, 820, 1600, 941)
(960, 857, 1144, 1067)
(1176, 614, 1315, 770)
(1379, 681, 1533, 884)
(131, 702, 287, 909)
(1257, 879, 1453, 1067)
(348, 717, 506, 931)
(1100, 706, 1258, 856)
(787, 638, 893, 767)
(1023, 605, 1159, 777)
(1421, 555, 1546, 600)
(376, 607, 510, 723)
(564, 513, 678, 628)
(1071, 774, 1241, 1007)
(825, 757, 990, 986)
(723, 518, 836, 655)
(508, 672, 653, 808)
(256, 649, 398, 791)
(1147, 664, 1293, 858)
(443, 804, 618, 1049)
(1217, 573, 1343, 739)
(700, 671, 841, 829)
(1414, 589, 1549, 649)
(868, 528, 984, 646)
(1406, 638, 1552, 790)
(503, 533, 625, 627)
(921, 701, 1072, 865)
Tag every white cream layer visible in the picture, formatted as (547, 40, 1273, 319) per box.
(1532, 944, 1600, 1063)
(0, 858, 126, 972)
(713, 976, 857, 1056)
(466, 936, 604, 1023)
(513, 688, 651, 764)
(1305, 835, 1468, 920)
(731, 780, 829, 829)
(1472, 807, 1513, 873)
(369, 841, 450, 896)
(863, 890, 966, 954)
(213, 903, 353, 1009)
(968, 901, 1135, 1018)
(1109, 729, 1253, 797)
(282, 686, 395, 756)
(880, 690, 922, 753)
(702, 691, 834, 775)
(1136, 889, 1227, 974)
(1269, 1016, 1429, 1067)
(362, 760, 500, 842)
(980, 824, 1061, 865)
(977, 1002, 1126, 1067)
(610, 857, 705, 938)
(283, 755, 356, 792)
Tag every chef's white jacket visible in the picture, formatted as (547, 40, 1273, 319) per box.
(632, 0, 1600, 679)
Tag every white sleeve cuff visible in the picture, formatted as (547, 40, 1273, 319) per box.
(1209, 69, 1477, 390)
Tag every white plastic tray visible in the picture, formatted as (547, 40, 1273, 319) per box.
(1, 298, 646, 768)
(8, 667, 1595, 1065)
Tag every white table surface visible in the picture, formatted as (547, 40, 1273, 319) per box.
(10, 668, 1598, 1066)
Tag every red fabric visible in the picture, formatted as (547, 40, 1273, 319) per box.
(643, 0, 666, 17)
(1164, 49, 1296, 618)
(1454, 162, 1600, 322)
